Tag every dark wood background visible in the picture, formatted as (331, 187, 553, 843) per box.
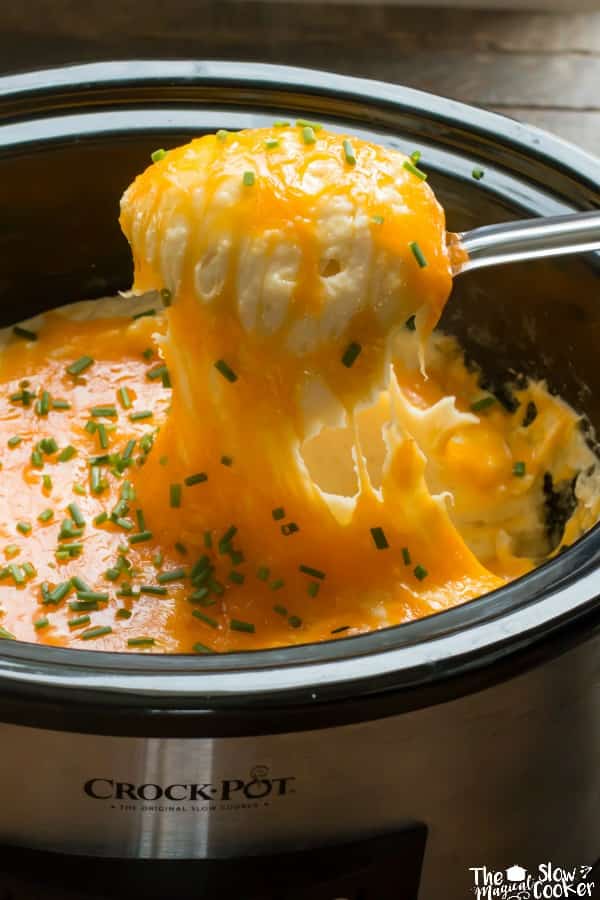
(2, 1, 600, 152)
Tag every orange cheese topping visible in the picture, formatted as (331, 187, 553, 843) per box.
(0, 126, 593, 653)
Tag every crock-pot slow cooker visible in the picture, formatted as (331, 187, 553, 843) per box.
(1, 60, 600, 900)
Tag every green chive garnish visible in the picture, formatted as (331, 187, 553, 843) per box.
(184, 473, 208, 486)
(52, 399, 71, 410)
(243, 171, 255, 186)
(69, 600, 98, 612)
(216, 130, 229, 142)
(169, 483, 182, 508)
(343, 139, 356, 165)
(296, 119, 322, 131)
(221, 455, 233, 467)
(0, 626, 15, 640)
(204, 531, 213, 549)
(370, 527, 389, 550)
(410, 150, 422, 163)
(302, 126, 316, 145)
(341, 342, 362, 368)
(129, 410, 153, 422)
(94, 512, 108, 526)
(471, 396, 496, 413)
(58, 445, 76, 462)
(116, 608, 132, 620)
(230, 619, 255, 634)
(31, 449, 43, 469)
(371, 215, 385, 225)
(7, 436, 22, 448)
(288, 615, 302, 629)
(414, 564, 428, 581)
(472, 168, 485, 180)
(16, 522, 31, 536)
(13, 325, 37, 341)
(229, 571, 245, 585)
(265, 138, 279, 149)
(76, 591, 109, 603)
(147, 364, 168, 381)
(307, 581, 320, 598)
(34, 616, 49, 630)
(192, 610, 219, 629)
(151, 148, 167, 163)
(214, 359, 237, 382)
(273, 120, 290, 127)
(513, 461, 526, 477)
(71, 576, 90, 592)
(402, 547, 411, 565)
(69, 614, 91, 628)
(157, 568, 186, 584)
(257, 566, 270, 582)
(42, 474, 53, 491)
(38, 508, 54, 523)
(5, 545, 19, 559)
(193, 642, 216, 654)
(128, 636, 156, 647)
(270, 578, 284, 591)
(46, 581, 72, 604)
(281, 522, 299, 536)
(272, 508, 285, 521)
(81, 626, 112, 640)
(273, 604, 288, 617)
(219, 525, 237, 551)
(142, 347, 154, 360)
(299, 565, 326, 580)
(91, 405, 117, 418)
(409, 241, 427, 268)
(37, 391, 51, 416)
(403, 160, 427, 180)
(66, 356, 93, 376)
(67, 503, 85, 527)
(128, 531, 153, 545)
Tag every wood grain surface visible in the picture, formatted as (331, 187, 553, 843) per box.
(1, 2, 599, 153)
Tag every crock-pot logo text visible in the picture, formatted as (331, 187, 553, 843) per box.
(84, 766, 295, 804)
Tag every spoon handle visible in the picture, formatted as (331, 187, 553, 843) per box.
(452, 209, 600, 274)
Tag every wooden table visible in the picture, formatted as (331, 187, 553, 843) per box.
(2, 2, 600, 154)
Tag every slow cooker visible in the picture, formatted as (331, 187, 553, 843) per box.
(1, 60, 600, 900)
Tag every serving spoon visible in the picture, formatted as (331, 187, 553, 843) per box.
(450, 209, 600, 274)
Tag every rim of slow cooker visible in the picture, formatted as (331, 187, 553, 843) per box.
(1, 60, 600, 732)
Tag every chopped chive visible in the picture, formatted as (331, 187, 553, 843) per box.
(91, 405, 117, 418)
(42, 474, 53, 491)
(46, 581, 72, 604)
(7, 435, 22, 448)
(414, 564, 428, 581)
(76, 591, 109, 602)
(405, 314, 417, 331)
(147, 364, 168, 381)
(90, 466, 104, 495)
(192, 610, 219, 629)
(229, 571, 245, 585)
(343, 139, 356, 165)
(135, 509, 145, 532)
(273, 120, 290, 127)
(128, 531, 153, 545)
(142, 347, 154, 361)
(470, 395, 496, 413)
(71, 575, 90, 592)
(4, 545, 19, 559)
(472, 168, 485, 180)
(13, 325, 37, 341)
(257, 566, 270, 581)
(23, 562, 36, 578)
(341, 342, 362, 368)
(189, 587, 211, 605)
(513, 461, 527, 477)
(207, 578, 224, 596)
(40, 437, 58, 455)
(219, 525, 237, 551)
(67, 503, 85, 527)
(116, 608, 132, 620)
(270, 578, 284, 591)
(16, 522, 31, 536)
(38, 508, 54, 523)
(69, 600, 98, 612)
(193, 642, 216, 654)
(129, 410, 153, 422)
(273, 604, 288, 617)
(272, 508, 285, 521)
(371, 215, 385, 225)
(204, 531, 213, 549)
(265, 138, 279, 149)
(288, 615, 302, 629)
(151, 148, 167, 163)
(73, 484, 85, 496)
(184, 472, 208, 486)
(52, 399, 71, 410)
(409, 241, 427, 268)
(66, 356, 93, 376)
(299, 565, 326, 580)
(302, 126, 316, 145)
(370, 527, 389, 550)
(122, 439, 136, 462)
(522, 401, 538, 428)
(104, 568, 120, 582)
(242, 170, 255, 186)
(169, 483, 182, 508)
(85, 421, 97, 435)
(34, 616, 49, 630)
(410, 150, 422, 163)
(94, 512, 108, 526)
(229, 549, 244, 566)
(81, 626, 112, 640)
(216, 129, 229, 141)
(128, 637, 156, 647)
(230, 619, 255, 634)
(296, 119, 322, 131)
(214, 359, 237, 383)
(9, 563, 26, 584)
(281, 522, 299, 535)
(220, 455, 233, 467)
(153, 550, 164, 569)
(140, 584, 167, 596)
(157, 568, 186, 584)
(31, 449, 43, 468)
(307, 581, 320, 598)
(0, 626, 15, 640)
(37, 391, 51, 416)
(69, 614, 91, 628)
(331, 625, 351, 635)
(403, 160, 427, 181)
(175, 542, 187, 556)
(402, 547, 411, 565)
(58, 445, 76, 462)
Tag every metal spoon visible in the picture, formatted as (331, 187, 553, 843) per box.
(450, 209, 600, 274)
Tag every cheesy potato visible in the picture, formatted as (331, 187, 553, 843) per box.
(0, 124, 597, 653)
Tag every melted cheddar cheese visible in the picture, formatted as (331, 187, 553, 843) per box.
(0, 125, 598, 653)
